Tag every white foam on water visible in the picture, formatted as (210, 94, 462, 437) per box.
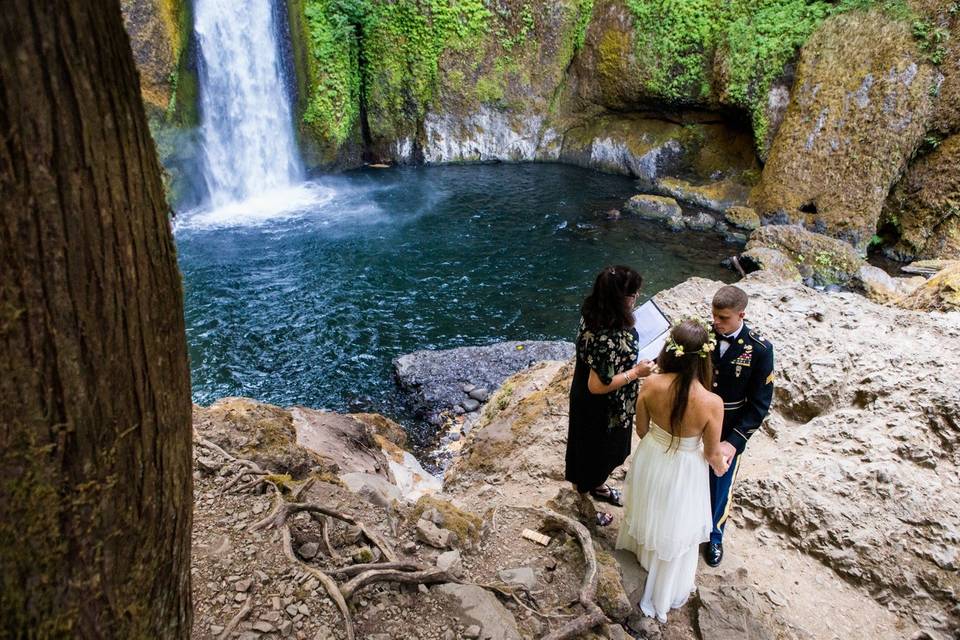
(174, 182, 334, 231)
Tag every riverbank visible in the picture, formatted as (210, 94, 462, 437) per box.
(188, 272, 959, 639)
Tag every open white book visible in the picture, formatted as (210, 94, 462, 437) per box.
(633, 299, 672, 361)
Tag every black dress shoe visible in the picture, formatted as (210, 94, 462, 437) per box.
(704, 541, 723, 567)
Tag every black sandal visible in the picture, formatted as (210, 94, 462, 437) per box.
(590, 485, 623, 507)
(596, 512, 614, 527)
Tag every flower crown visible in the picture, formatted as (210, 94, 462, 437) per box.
(664, 316, 717, 359)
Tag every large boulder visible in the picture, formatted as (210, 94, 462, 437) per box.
(750, 10, 940, 250)
(746, 225, 863, 286)
(895, 262, 960, 312)
(852, 265, 924, 304)
(725, 206, 761, 231)
(193, 398, 326, 479)
(883, 133, 960, 261)
(651, 177, 749, 213)
(393, 340, 574, 423)
(623, 194, 682, 221)
(738, 247, 803, 283)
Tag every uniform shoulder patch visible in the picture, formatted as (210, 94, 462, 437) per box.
(748, 330, 771, 349)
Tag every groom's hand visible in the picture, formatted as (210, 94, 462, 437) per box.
(719, 441, 737, 468)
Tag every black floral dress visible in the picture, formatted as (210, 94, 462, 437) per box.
(565, 318, 640, 493)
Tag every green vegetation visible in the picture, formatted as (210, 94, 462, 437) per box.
(361, 0, 491, 139)
(300, 0, 364, 145)
(623, 0, 931, 152)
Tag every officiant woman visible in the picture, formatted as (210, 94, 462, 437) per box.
(565, 265, 655, 526)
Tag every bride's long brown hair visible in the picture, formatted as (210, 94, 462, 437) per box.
(655, 319, 714, 447)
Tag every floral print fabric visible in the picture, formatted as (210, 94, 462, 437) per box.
(576, 318, 639, 431)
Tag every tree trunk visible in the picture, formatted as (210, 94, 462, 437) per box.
(0, 2, 192, 637)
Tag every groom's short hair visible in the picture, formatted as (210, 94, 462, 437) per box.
(713, 285, 748, 312)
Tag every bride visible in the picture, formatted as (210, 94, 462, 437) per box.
(616, 318, 730, 622)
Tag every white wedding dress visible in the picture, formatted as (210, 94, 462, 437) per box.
(616, 423, 712, 622)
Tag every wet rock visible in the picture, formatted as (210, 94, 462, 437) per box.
(467, 388, 490, 402)
(666, 215, 686, 232)
(686, 211, 717, 232)
(652, 176, 750, 212)
(623, 194, 682, 221)
(394, 340, 574, 423)
(461, 399, 481, 413)
(725, 206, 761, 231)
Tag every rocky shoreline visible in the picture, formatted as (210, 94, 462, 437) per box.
(393, 340, 574, 425)
(189, 270, 959, 640)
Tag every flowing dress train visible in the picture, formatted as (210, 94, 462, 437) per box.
(616, 423, 712, 622)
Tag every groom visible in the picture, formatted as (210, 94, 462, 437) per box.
(704, 285, 774, 567)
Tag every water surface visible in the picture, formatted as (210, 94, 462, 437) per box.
(176, 164, 734, 442)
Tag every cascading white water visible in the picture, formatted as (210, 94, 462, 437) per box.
(194, 0, 301, 209)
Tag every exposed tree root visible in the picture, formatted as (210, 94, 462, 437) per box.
(250, 498, 397, 562)
(340, 567, 452, 600)
(216, 598, 252, 640)
(503, 506, 609, 640)
(198, 433, 591, 637)
(320, 515, 342, 560)
(280, 525, 356, 640)
(327, 561, 421, 577)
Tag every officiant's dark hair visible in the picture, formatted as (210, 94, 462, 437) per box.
(657, 320, 714, 447)
(581, 265, 642, 331)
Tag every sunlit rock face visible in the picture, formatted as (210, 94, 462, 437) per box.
(750, 11, 940, 251)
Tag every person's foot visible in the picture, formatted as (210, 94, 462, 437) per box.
(590, 484, 623, 507)
(596, 512, 614, 527)
(704, 541, 723, 567)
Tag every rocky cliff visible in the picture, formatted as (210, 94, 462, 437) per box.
(187, 271, 959, 639)
(122, 0, 960, 259)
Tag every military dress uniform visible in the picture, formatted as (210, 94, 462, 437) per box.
(709, 323, 774, 548)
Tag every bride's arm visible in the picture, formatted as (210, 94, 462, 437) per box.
(702, 395, 729, 476)
(635, 383, 651, 438)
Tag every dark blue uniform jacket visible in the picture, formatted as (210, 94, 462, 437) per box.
(710, 323, 774, 454)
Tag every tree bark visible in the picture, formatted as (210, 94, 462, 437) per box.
(0, 1, 192, 637)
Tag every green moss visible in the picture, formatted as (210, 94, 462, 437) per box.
(573, 0, 594, 52)
(410, 496, 482, 542)
(362, 0, 491, 140)
(624, 0, 920, 152)
(300, 0, 364, 146)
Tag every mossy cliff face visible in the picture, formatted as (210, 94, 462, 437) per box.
(565, 0, 898, 158)
(750, 10, 940, 251)
(418, 0, 591, 163)
(286, 0, 365, 168)
(121, 0, 201, 208)
(121, 0, 193, 120)
(883, 134, 960, 260)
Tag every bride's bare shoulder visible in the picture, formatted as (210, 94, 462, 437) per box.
(643, 372, 671, 390)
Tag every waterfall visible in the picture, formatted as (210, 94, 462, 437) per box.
(194, 0, 301, 209)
